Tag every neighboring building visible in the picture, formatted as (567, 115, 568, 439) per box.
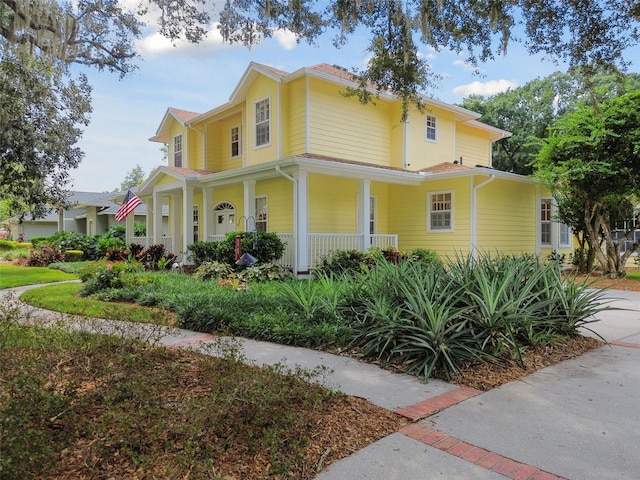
(133, 62, 570, 274)
(7, 191, 167, 241)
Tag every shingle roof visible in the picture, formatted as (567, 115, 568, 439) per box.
(168, 107, 201, 123)
(419, 162, 476, 174)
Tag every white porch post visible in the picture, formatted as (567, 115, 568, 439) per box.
(295, 171, 309, 273)
(357, 179, 371, 251)
(125, 211, 135, 244)
(243, 180, 256, 230)
(182, 185, 194, 254)
(145, 201, 153, 247)
(153, 191, 162, 246)
(170, 193, 180, 252)
(202, 187, 211, 242)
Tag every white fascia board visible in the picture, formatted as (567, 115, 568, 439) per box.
(228, 62, 284, 105)
(422, 167, 538, 184)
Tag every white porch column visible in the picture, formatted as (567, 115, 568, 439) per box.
(357, 179, 371, 251)
(125, 211, 135, 244)
(202, 187, 211, 242)
(243, 180, 256, 230)
(170, 193, 180, 253)
(295, 171, 309, 273)
(182, 185, 194, 254)
(145, 200, 153, 247)
(153, 191, 162, 246)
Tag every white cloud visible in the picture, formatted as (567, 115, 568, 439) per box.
(135, 23, 231, 57)
(452, 79, 518, 97)
(272, 29, 298, 50)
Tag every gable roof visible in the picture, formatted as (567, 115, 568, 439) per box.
(149, 107, 201, 143)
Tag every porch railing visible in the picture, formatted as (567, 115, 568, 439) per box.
(130, 233, 398, 271)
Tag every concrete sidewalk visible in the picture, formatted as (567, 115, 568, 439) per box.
(5, 285, 640, 479)
(316, 290, 640, 480)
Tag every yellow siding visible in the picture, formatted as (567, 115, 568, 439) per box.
(388, 103, 405, 169)
(246, 75, 279, 165)
(308, 174, 358, 233)
(155, 173, 178, 186)
(388, 178, 472, 257)
(405, 106, 456, 170)
(205, 121, 221, 171)
(256, 178, 293, 232)
(188, 127, 203, 170)
(285, 78, 307, 156)
(456, 123, 491, 168)
(307, 77, 390, 165)
(212, 186, 244, 216)
(476, 178, 536, 255)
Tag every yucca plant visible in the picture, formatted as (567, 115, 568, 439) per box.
(350, 260, 484, 380)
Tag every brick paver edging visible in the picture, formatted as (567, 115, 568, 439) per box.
(400, 423, 568, 480)
(609, 340, 640, 349)
(394, 386, 482, 420)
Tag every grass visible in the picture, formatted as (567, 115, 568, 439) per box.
(19, 282, 176, 325)
(625, 270, 640, 281)
(0, 263, 77, 288)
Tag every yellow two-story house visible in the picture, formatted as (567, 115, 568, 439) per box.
(128, 62, 570, 273)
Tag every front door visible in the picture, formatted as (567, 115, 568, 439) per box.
(214, 202, 236, 236)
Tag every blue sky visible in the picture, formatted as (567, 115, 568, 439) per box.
(71, 13, 640, 192)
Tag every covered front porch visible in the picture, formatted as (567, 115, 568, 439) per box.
(129, 161, 416, 273)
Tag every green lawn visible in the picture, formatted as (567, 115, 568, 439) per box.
(0, 263, 77, 289)
(19, 282, 175, 325)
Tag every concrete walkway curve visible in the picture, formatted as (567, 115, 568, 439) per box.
(4, 283, 640, 479)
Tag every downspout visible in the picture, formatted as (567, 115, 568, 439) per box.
(275, 165, 298, 272)
(470, 174, 496, 259)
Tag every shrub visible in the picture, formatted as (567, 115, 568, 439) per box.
(26, 245, 65, 266)
(96, 237, 127, 258)
(79, 262, 126, 296)
(0, 239, 14, 250)
(312, 249, 372, 278)
(243, 262, 293, 283)
(193, 261, 234, 281)
(136, 244, 174, 270)
(64, 250, 84, 262)
(187, 241, 223, 265)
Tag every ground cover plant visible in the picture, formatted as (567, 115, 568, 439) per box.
(0, 263, 76, 289)
(61, 249, 611, 382)
(0, 298, 403, 479)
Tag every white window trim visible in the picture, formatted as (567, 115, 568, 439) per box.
(425, 115, 438, 143)
(427, 191, 454, 232)
(254, 96, 271, 149)
(255, 195, 268, 232)
(173, 134, 183, 167)
(559, 223, 571, 248)
(231, 125, 241, 158)
(540, 198, 553, 247)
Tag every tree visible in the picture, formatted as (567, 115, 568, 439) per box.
(0, 51, 91, 219)
(534, 91, 640, 278)
(460, 72, 640, 175)
(118, 164, 146, 192)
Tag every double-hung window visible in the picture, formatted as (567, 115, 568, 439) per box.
(173, 134, 183, 167)
(231, 126, 241, 158)
(255, 98, 270, 147)
(540, 199, 552, 246)
(428, 192, 453, 231)
(193, 206, 199, 242)
(425, 115, 437, 142)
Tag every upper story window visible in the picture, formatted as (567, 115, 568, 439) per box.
(174, 134, 183, 167)
(255, 98, 270, 147)
(428, 191, 453, 231)
(425, 115, 437, 142)
(370, 196, 376, 234)
(541, 198, 552, 246)
(231, 126, 241, 158)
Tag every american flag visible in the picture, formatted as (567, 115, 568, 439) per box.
(115, 189, 142, 222)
